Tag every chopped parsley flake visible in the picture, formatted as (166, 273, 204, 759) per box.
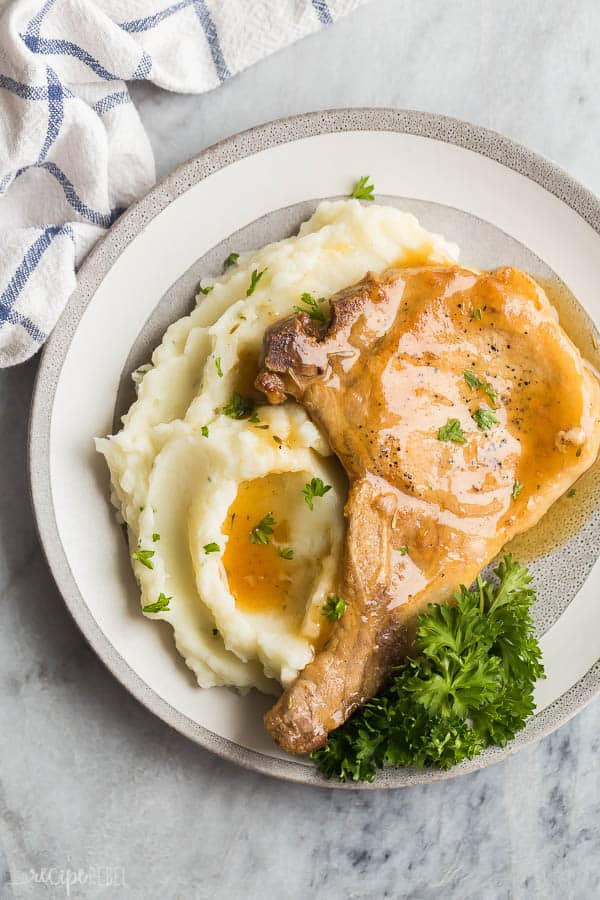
(303, 477, 332, 510)
(471, 308, 482, 320)
(512, 480, 524, 500)
(293, 292, 326, 322)
(351, 175, 375, 201)
(250, 513, 276, 545)
(152, 533, 160, 542)
(204, 542, 220, 554)
(246, 267, 267, 297)
(201, 425, 209, 438)
(277, 547, 294, 560)
(472, 407, 499, 431)
(322, 595, 347, 621)
(143, 593, 171, 614)
(224, 252, 239, 269)
(398, 545, 409, 555)
(222, 392, 255, 419)
(215, 356, 223, 378)
(131, 549, 155, 570)
(567, 488, 576, 498)
(438, 419, 467, 443)
(464, 370, 498, 407)
(199, 284, 213, 295)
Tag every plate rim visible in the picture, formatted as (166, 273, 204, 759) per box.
(29, 106, 600, 789)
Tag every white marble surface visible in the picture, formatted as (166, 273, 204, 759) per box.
(3, 1, 600, 898)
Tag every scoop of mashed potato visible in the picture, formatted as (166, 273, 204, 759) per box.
(96, 199, 458, 692)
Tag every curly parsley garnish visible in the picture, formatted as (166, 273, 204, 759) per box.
(437, 418, 467, 444)
(322, 595, 347, 621)
(351, 176, 375, 201)
(250, 513, 276, 545)
(293, 292, 326, 322)
(311, 555, 544, 782)
(246, 267, 267, 297)
(224, 252, 239, 269)
(143, 593, 171, 614)
(204, 542, 220, 554)
(472, 407, 498, 431)
(277, 547, 294, 560)
(512, 480, 524, 500)
(464, 370, 498, 407)
(302, 477, 332, 510)
(131, 549, 155, 570)
(222, 392, 255, 419)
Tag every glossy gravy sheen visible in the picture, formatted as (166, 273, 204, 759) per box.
(507, 278, 600, 561)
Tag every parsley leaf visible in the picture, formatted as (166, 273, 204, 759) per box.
(398, 545, 409, 555)
(293, 292, 326, 322)
(472, 407, 498, 431)
(246, 267, 267, 297)
(351, 176, 375, 201)
(438, 418, 467, 443)
(152, 533, 160, 542)
(199, 284, 213, 295)
(512, 480, 524, 500)
(143, 593, 171, 614)
(277, 547, 294, 560)
(322, 595, 347, 621)
(204, 542, 220, 554)
(224, 252, 239, 269)
(567, 487, 576, 498)
(302, 477, 332, 510)
(131, 549, 155, 570)
(464, 370, 498, 407)
(311, 555, 544, 782)
(250, 513, 276, 545)
(201, 425, 209, 438)
(215, 356, 223, 378)
(222, 392, 255, 420)
(471, 308, 482, 320)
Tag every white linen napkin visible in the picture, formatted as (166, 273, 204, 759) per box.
(0, 0, 367, 366)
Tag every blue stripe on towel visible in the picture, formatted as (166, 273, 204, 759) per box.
(0, 225, 73, 341)
(312, 0, 333, 25)
(21, 34, 122, 81)
(93, 90, 130, 115)
(38, 66, 64, 163)
(119, 0, 194, 33)
(193, 0, 231, 81)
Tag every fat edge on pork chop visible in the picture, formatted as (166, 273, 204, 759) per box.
(255, 265, 600, 755)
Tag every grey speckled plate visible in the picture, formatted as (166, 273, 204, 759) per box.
(30, 109, 600, 788)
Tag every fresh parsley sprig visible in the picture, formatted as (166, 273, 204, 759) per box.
(303, 477, 332, 510)
(143, 593, 171, 614)
(222, 392, 255, 420)
(131, 549, 155, 570)
(311, 555, 544, 782)
(351, 176, 375, 201)
(246, 267, 267, 297)
(438, 419, 467, 444)
(293, 293, 326, 322)
(464, 370, 498, 407)
(250, 513, 276, 545)
(322, 595, 347, 621)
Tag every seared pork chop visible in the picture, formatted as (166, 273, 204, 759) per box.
(256, 265, 600, 754)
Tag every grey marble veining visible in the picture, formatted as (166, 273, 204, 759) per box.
(3, 1, 600, 898)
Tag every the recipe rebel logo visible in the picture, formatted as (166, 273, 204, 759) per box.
(8, 865, 127, 895)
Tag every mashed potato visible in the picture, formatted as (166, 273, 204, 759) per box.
(96, 200, 458, 692)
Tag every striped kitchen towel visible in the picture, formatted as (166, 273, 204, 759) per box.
(0, 0, 368, 367)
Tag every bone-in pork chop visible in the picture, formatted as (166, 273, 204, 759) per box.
(256, 265, 600, 754)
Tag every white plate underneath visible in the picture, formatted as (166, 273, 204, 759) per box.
(30, 109, 600, 788)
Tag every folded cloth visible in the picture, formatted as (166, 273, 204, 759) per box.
(0, 0, 367, 367)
